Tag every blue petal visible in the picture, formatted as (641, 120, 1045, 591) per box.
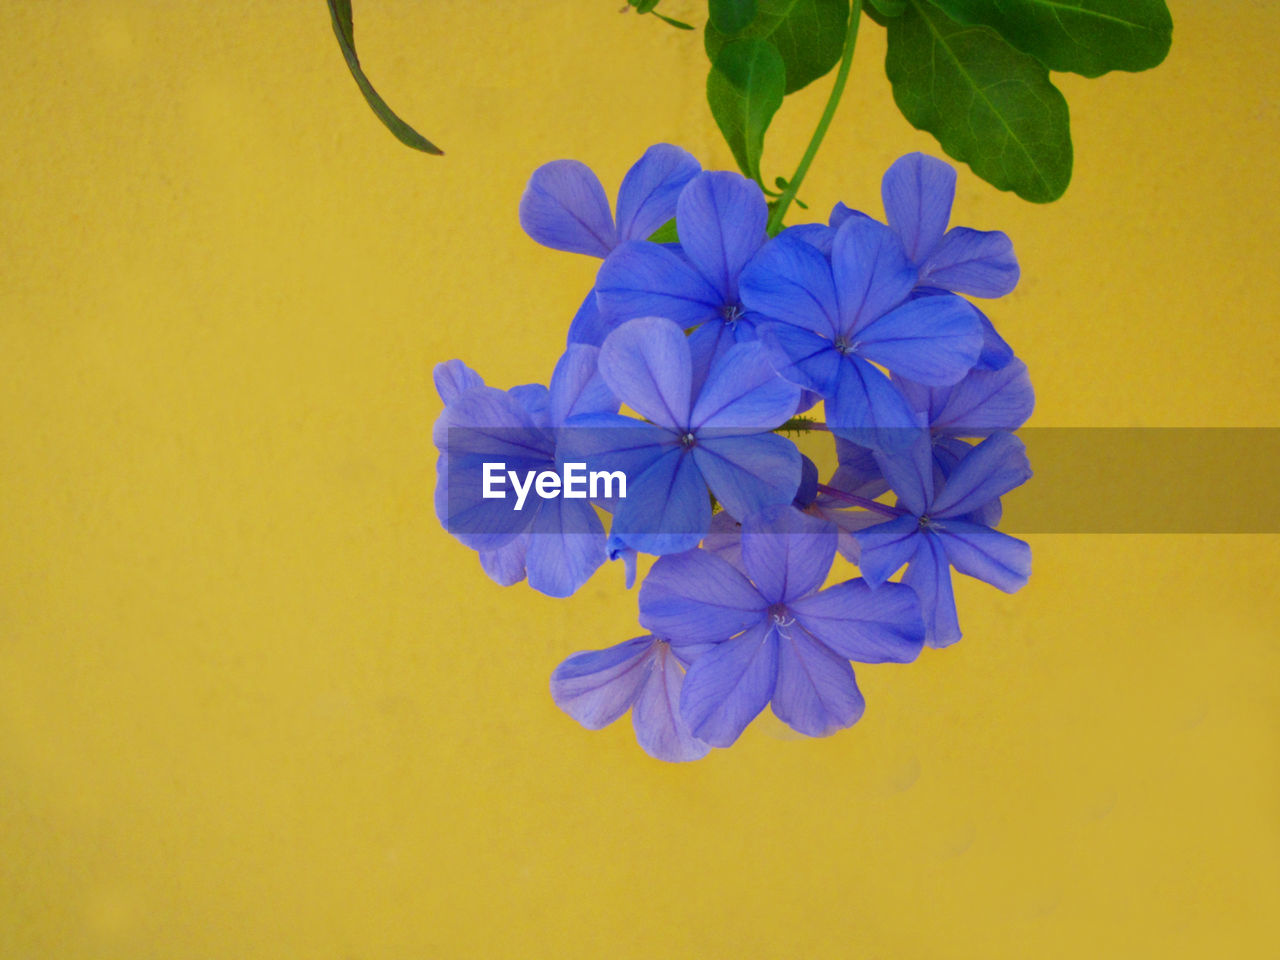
(556, 412, 673, 509)
(612, 448, 710, 555)
(831, 216, 918, 337)
(794, 454, 820, 508)
(852, 515, 922, 588)
(676, 171, 768, 302)
(433, 359, 485, 404)
(881, 152, 955, 263)
(595, 241, 723, 326)
(631, 641, 712, 762)
(478, 532, 529, 587)
(606, 533, 639, 589)
(938, 520, 1031, 593)
(692, 433, 802, 521)
(926, 357, 1034, 436)
(829, 356, 923, 453)
(679, 621, 778, 747)
(525, 496, 606, 598)
(854, 295, 983, 386)
(639, 549, 766, 642)
(975, 305, 1015, 370)
(598, 317, 692, 430)
(771, 626, 865, 737)
(756, 322, 842, 395)
(777, 222, 835, 256)
(930, 432, 1032, 519)
(692, 340, 801, 430)
(432, 385, 553, 459)
(872, 431, 934, 515)
(701, 511, 746, 573)
(566, 290, 616, 347)
(615, 144, 701, 243)
(829, 437, 889, 499)
(550, 636, 656, 729)
(687, 314, 757, 397)
(508, 383, 552, 426)
(519, 159, 615, 257)
(828, 202, 874, 229)
(922, 227, 1019, 298)
(903, 533, 961, 647)
(549, 344, 618, 427)
(738, 232, 840, 338)
(789, 579, 925, 662)
(740, 504, 836, 604)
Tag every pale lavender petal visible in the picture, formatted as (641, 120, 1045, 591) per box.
(740, 505, 836, 604)
(595, 240, 723, 326)
(679, 621, 778, 747)
(525, 496, 607, 598)
(921, 226, 1019, 297)
(771, 628, 865, 737)
(478, 533, 529, 587)
(702, 510, 746, 572)
(550, 636, 656, 729)
(789, 579, 925, 662)
(549, 344, 617, 427)
(881, 152, 956, 263)
(433, 359, 485, 403)
(519, 159, 616, 257)
(615, 144, 701, 243)
(639, 549, 766, 643)
(691, 341, 801, 430)
(927, 357, 1034, 436)
(631, 641, 712, 762)
(598, 317, 692, 430)
(676, 171, 768, 301)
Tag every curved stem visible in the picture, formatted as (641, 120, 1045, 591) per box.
(766, 0, 863, 235)
(816, 483, 905, 518)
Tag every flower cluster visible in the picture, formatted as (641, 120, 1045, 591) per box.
(434, 146, 1034, 761)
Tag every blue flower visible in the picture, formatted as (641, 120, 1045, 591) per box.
(638, 505, 925, 746)
(562, 316, 802, 555)
(854, 432, 1033, 647)
(519, 143, 700, 347)
(432, 345, 619, 597)
(550, 635, 710, 763)
(595, 171, 773, 381)
(739, 216, 983, 451)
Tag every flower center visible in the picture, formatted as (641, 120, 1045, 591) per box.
(680, 432, 697, 449)
(768, 602, 795, 634)
(833, 335, 859, 355)
(720, 303, 744, 327)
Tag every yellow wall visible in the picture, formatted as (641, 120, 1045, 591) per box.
(2, 2, 1277, 957)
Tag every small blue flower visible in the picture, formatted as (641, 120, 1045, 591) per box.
(638, 505, 925, 746)
(595, 171, 772, 381)
(562, 316, 803, 555)
(432, 345, 619, 597)
(739, 216, 983, 451)
(550, 635, 710, 763)
(854, 432, 1033, 647)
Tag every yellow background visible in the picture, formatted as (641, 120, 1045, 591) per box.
(3, 2, 1278, 957)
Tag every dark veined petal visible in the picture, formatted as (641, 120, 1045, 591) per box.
(691, 340, 801, 431)
(525, 496, 607, 598)
(928, 357, 1034, 436)
(519, 159, 616, 257)
(566, 290, 615, 348)
(555, 411, 673, 511)
(828, 356, 922, 454)
(639, 548, 766, 642)
(789, 579, 925, 663)
(679, 620, 778, 748)
(903, 533, 961, 648)
(739, 232, 840, 339)
(829, 437, 890, 499)
(692, 433, 802, 522)
(831, 216, 918, 337)
(930, 432, 1032, 519)
(771, 627, 865, 738)
(740, 505, 836, 605)
(854, 295, 983, 387)
(922, 226, 1019, 298)
(938, 520, 1031, 593)
(432, 359, 485, 403)
(631, 641, 712, 762)
(478, 533, 529, 587)
(548, 344, 617, 428)
(756, 321, 842, 395)
(595, 241, 723, 327)
(687, 315, 757, 397)
(550, 636, 657, 730)
(598, 317, 693, 430)
(852, 515, 923, 589)
(881, 152, 955, 264)
(676, 171, 768, 302)
(611, 447, 710, 556)
(872, 431, 935, 515)
(615, 143, 701, 243)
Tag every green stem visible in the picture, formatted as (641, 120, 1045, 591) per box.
(766, 0, 863, 235)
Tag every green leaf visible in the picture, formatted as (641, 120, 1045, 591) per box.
(885, 0, 1071, 202)
(707, 38, 787, 182)
(928, 0, 1172, 77)
(326, 0, 442, 154)
(647, 218, 680, 243)
(705, 0, 850, 95)
(866, 0, 905, 16)
(629, 0, 661, 12)
(654, 12, 696, 29)
(710, 0, 760, 35)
